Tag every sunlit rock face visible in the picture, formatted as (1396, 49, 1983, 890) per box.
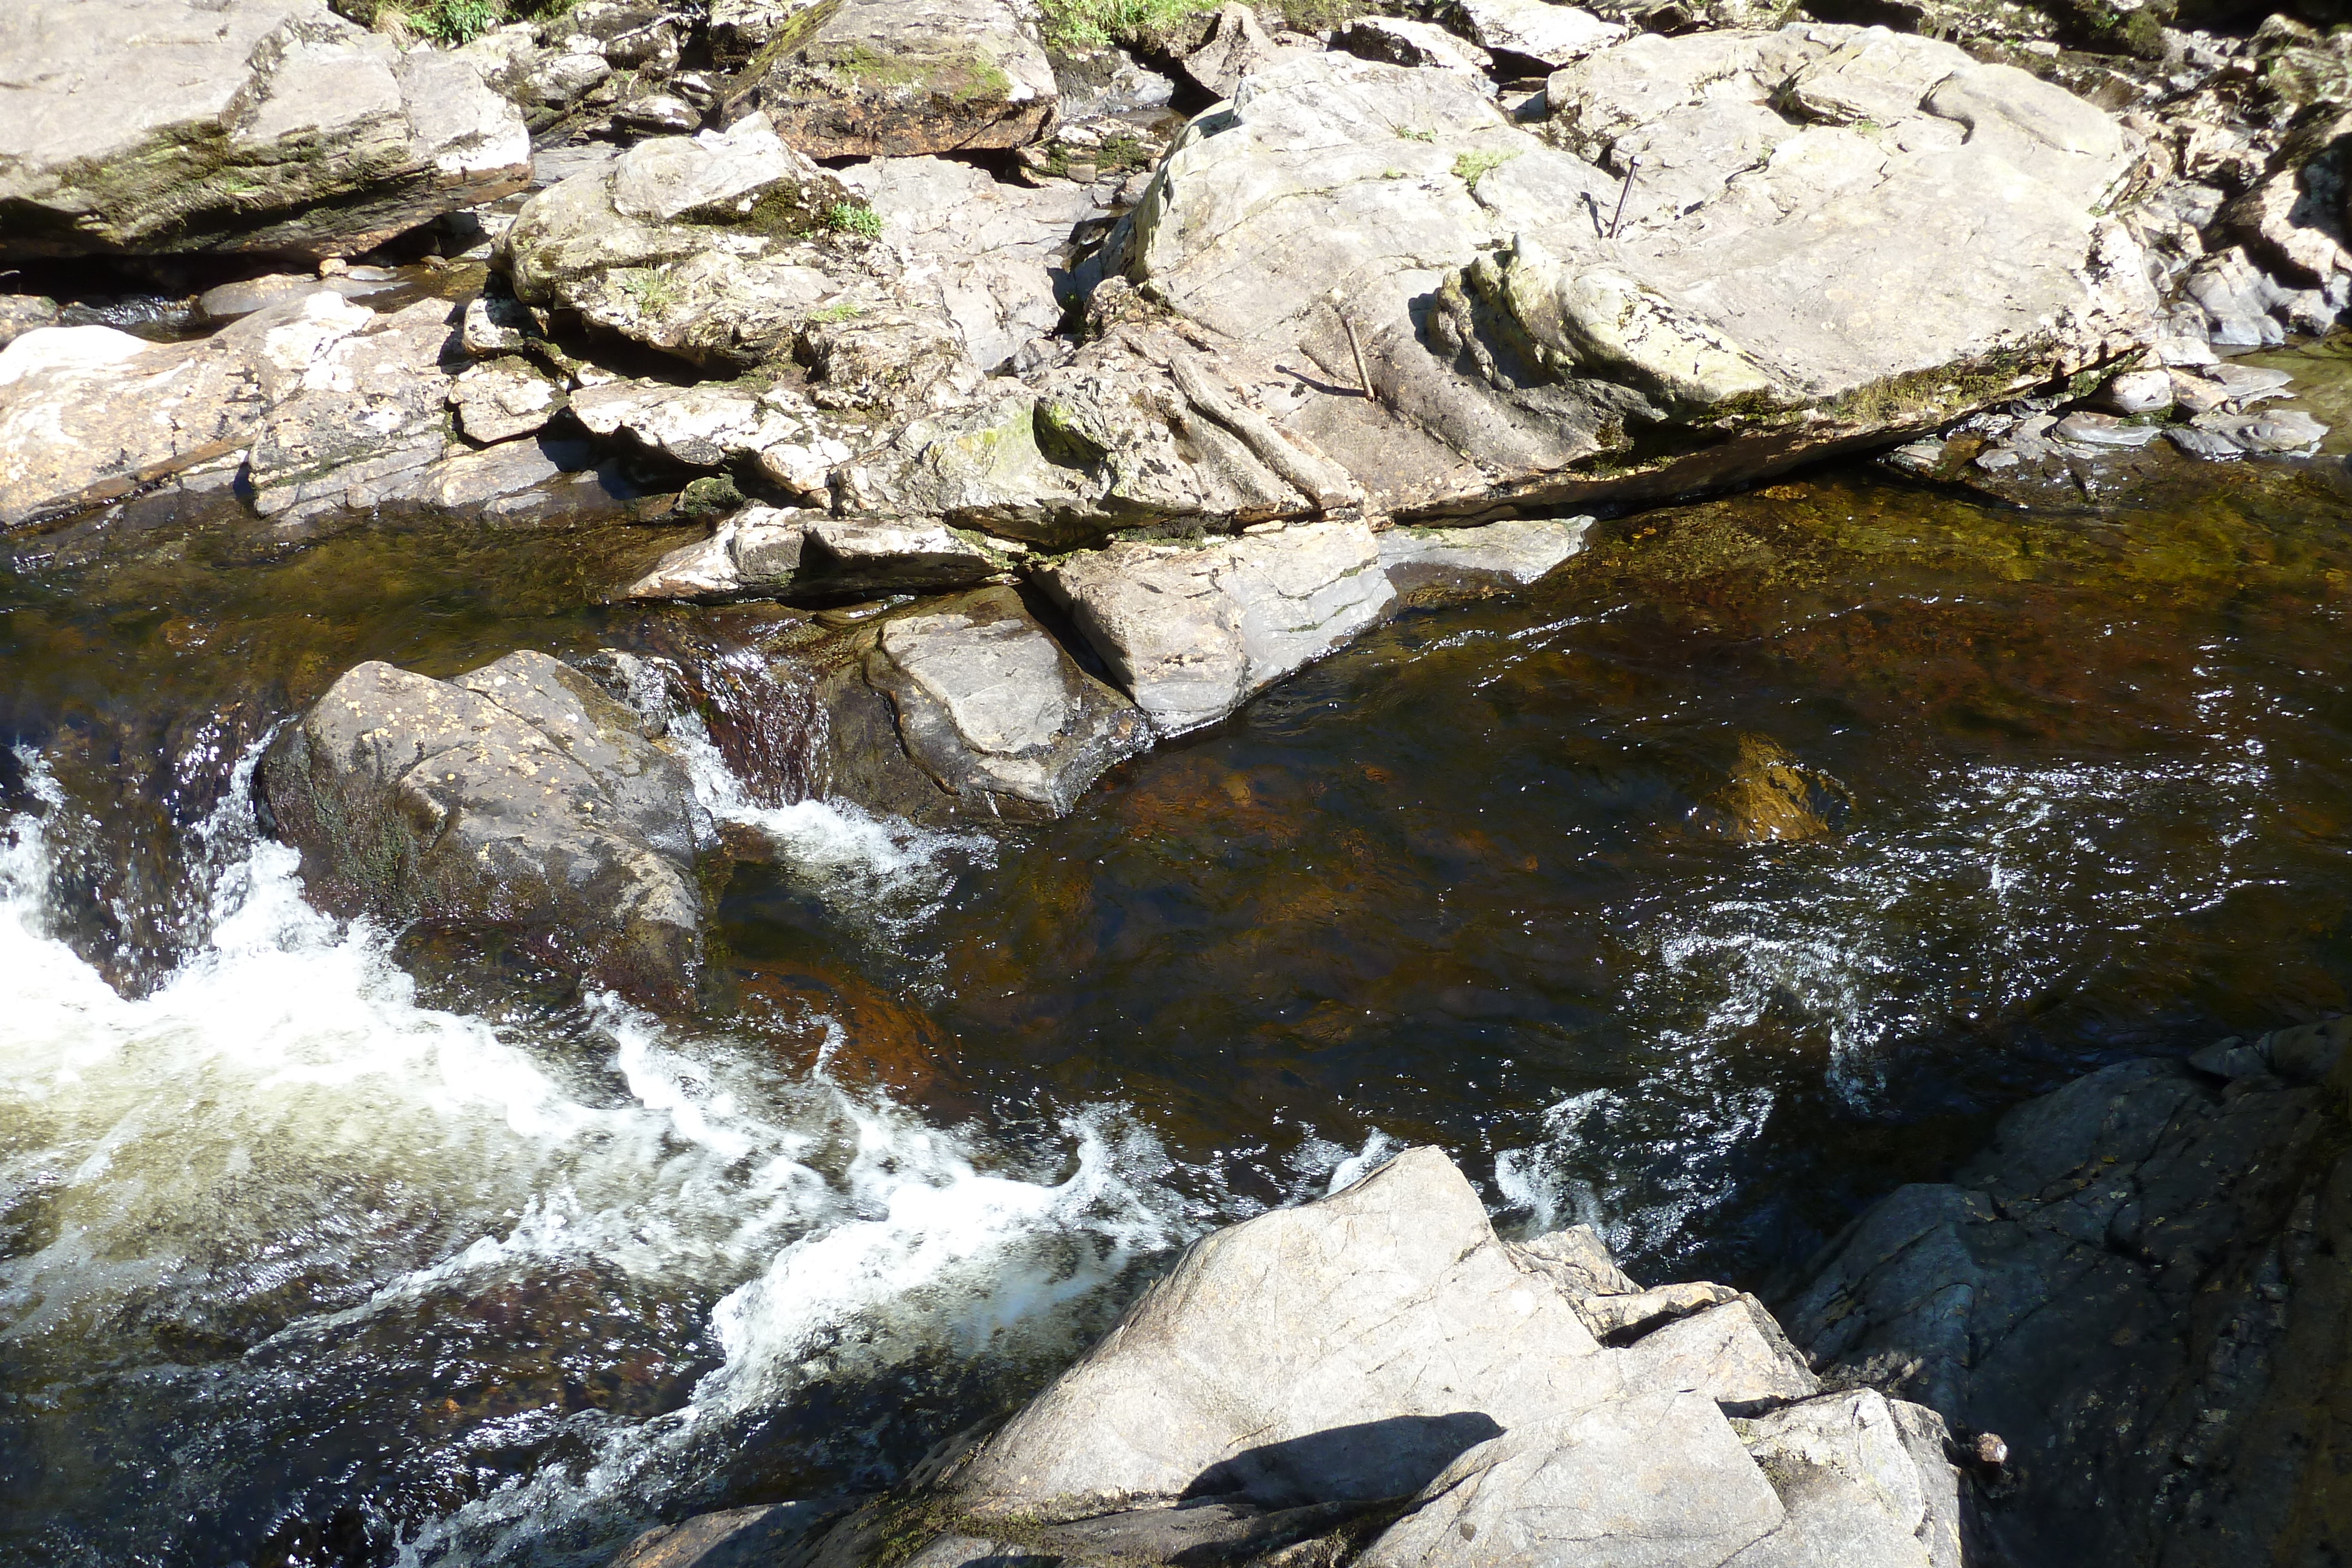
(0, 0, 529, 260)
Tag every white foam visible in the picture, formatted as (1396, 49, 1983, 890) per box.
(0, 748, 1188, 1565)
(1492, 753, 2273, 1263)
(626, 655, 995, 945)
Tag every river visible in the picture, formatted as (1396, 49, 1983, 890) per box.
(4, 439, 2350, 1564)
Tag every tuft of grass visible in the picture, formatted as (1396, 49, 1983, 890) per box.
(617, 266, 681, 312)
(1451, 147, 1521, 190)
(385, 0, 574, 44)
(807, 299, 864, 322)
(824, 201, 884, 238)
(1395, 126, 1438, 142)
(1039, 0, 1220, 51)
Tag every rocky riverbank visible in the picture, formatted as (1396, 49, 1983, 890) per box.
(8, 0, 2352, 1562)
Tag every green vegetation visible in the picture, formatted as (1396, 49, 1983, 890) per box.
(677, 475, 746, 519)
(1038, 0, 1222, 50)
(1395, 126, 1438, 142)
(824, 201, 885, 238)
(807, 299, 865, 323)
(377, 0, 574, 44)
(616, 266, 681, 313)
(1451, 147, 1521, 190)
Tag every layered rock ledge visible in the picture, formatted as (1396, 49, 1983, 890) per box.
(628, 1146, 1972, 1567)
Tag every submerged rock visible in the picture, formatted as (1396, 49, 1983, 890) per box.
(719, 0, 1059, 158)
(0, 0, 530, 260)
(1696, 733, 1852, 843)
(260, 650, 711, 1010)
(802, 1146, 1967, 1567)
(1787, 1019, 2352, 1568)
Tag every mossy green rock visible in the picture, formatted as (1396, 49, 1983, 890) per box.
(0, 0, 530, 260)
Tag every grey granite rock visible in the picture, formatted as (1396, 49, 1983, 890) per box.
(1379, 517, 1591, 602)
(1070, 38, 2156, 526)
(834, 156, 1101, 375)
(0, 0, 529, 260)
(0, 289, 466, 531)
(862, 585, 1150, 820)
(450, 358, 566, 443)
(781, 1144, 1967, 1568)
(1786, 1034, 2352, 1568)
(949, 1146, 1613, 1520)
(1355, 1390, 1786, 1567)
(1456, 0, 1623, 67)
(1616, 1295, 1823, 1417)
(260, 650, 709, 1009)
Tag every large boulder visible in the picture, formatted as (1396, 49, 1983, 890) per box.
(1078, 33, 2156, 521)
(826, 1146, 1970, 1566)
(1785, 1021, 2352, 1568)
(0, 0, 529, 260)
(259, 651, 711, 1009)
(718, 0, 1059, 158)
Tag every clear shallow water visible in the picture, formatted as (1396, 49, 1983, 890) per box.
(4, 454, 2352, 1563)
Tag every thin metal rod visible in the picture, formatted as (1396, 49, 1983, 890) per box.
(1328, 287, 1373, 399)
(1608, 156, 1642, 240)
(1341, 310, 1372, 399)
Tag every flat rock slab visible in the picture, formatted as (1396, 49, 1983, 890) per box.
(0, 0, 529, 259)
(951, 1147, 1613, 1519)
(260, 650, 709, 1009)
(1456, 0, 1623, 67)
(867, 584, 1148, 818)
(1036, 520, 1397, 735)
(1091, 36, 2155, 520)
(725, 0, 1058, 158)
(1356, 1391, 1788, 1567)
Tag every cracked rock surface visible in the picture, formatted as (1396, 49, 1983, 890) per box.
(1786, 1020, 2352, 1568)
(783, 1146, 1966, 1568)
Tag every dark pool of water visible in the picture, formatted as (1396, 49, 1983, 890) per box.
(4, 449, 2351, 1565)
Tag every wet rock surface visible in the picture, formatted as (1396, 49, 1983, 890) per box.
(259, 649, 711, 1009)
(846, 584, 1151, 822)
(720, 0, 1060, 158)
(1786, 1019, 2352, 1568)
(1037, 521, 1398, 737)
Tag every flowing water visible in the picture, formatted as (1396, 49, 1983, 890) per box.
(4, 444, 2351, 1566)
